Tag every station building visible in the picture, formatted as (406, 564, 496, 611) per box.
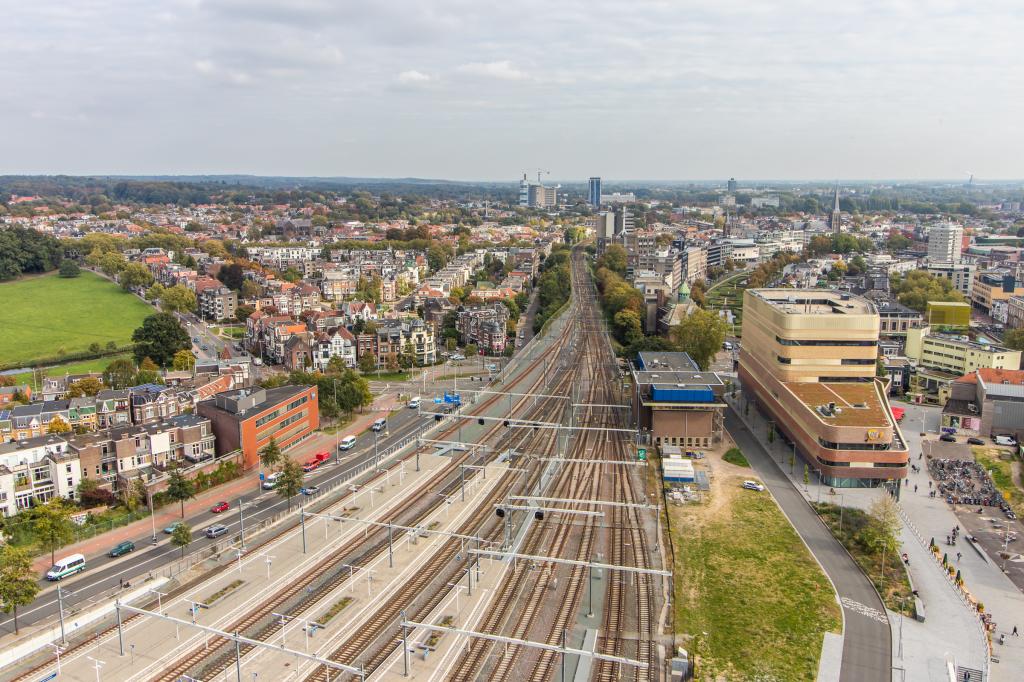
(738, 289, 908, 487)
(631, 352, 725, 450)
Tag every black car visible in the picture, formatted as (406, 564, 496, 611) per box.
(939, 434, 957, 443)
(967, 437, 985, 445)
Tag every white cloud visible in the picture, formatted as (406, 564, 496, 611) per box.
(456, 60, 528, 81)
(396, 69, 433, 84)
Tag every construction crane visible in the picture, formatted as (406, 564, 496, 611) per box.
(524, 168, 550, 185)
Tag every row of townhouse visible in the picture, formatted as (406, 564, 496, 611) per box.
(0, 414, 216, 516)
(422, 251, 486, 295)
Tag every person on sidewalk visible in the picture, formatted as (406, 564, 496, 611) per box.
(956, 552, 962, 562)
(1014, 625, 1019, 636)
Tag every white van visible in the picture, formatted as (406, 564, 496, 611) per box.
(408, 396, 421, 409)
(339, 435, 357, 451)
(994, 435, 1017, 447)
(46, 553, 86, 581)
(262, 471, 282, 490)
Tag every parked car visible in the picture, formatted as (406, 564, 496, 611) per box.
(741, 480, 765, 492)
(450, 354, 465, 361)
(939, 434, 957, 443)
(994, 435, 1018, 447)
(163, 522, 186, 534)
(210, 501, 230, 513)
(108, 541, 136, 558)
(205, 524, 228, 539)
(339, 435, 357, 450)
(303, 459, 320, 473)
(300, 486, 320, 496)
(967, 437, 985, 446)
(262, 471, 282, 489)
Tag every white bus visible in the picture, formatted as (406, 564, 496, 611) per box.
(46, 553, 86, 581)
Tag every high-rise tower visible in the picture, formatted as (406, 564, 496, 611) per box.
(588, 177, 602, 208)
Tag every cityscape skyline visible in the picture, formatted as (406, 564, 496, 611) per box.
(3, 1, 1023, 180)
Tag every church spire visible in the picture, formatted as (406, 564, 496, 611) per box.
(829, 183, 842, 234)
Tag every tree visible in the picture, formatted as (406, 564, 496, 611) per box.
(58, 260, 80, 278)
(103, 358, 138, 389)
(172, 349, 196, 371)
(34, 499, 76, 565)
(119, 263, 154, 291)
(889, 270, 965, 312)
(135, 357, 161, 385)
(67, 377, 104, 397)
(239, 280, 261, 300)
(170, 522, 192, 559)
(98, 251, 127, 277)
(235, 304, 255, 323)
(596, 245, 627, 276)
(165, 467, 195, 517)
(671, 309, 728, 371)
(358, 352, 377, 374)
(217, 263, 245, 291)
(325, 356, 348, 375)
(132, 312, 190, 367)
(145, 282, 166, 302)
(860, 495, 901, 557)
(47, 415, 72, 434)
(260, 437, 283, 471)
(465, 343, 478, 358)
(160, 285, 197, 314)
(613, 309, 644, 345)
(1003, 328, 1024, 352)
(0, 545, 40, 634)
(275, 459, 305, 511)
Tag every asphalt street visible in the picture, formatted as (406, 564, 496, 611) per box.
(726, 406, 892, 682)
(0, 405, 429, 634)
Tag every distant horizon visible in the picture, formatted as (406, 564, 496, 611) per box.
(4, 173, 1023, 188)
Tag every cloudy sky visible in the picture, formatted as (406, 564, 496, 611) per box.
(2, 0, 1022, 180)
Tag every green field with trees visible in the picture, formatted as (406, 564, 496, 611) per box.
(0, 271, 153, 368)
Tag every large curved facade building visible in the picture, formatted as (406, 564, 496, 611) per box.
(738, 289, 908, 487)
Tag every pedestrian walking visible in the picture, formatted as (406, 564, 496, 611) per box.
(957, 552, 962, 562)
(914, 484, 918, 493)
(1013, 625, 1019, 636)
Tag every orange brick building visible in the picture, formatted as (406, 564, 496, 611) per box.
(197, 385, 319, 469)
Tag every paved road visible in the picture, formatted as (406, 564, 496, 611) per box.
(0, 406, 427, 635)
(726, 407, 893, 682)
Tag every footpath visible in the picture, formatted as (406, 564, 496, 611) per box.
(30, 392, 400, 573)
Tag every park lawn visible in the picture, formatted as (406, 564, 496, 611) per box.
(673, 486, 840, 681)
(973, 447, 1024, 517)
(0, 271, 152, 367)
(12, 353, 132, 386)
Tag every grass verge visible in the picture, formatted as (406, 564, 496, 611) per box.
(673, 488, 840, 680)
(722, 448, 749, 467)
(973, 447, 1024, 517)
(813, 503, 914, 615)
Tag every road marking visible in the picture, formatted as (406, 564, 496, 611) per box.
(840, 597, 888, 624)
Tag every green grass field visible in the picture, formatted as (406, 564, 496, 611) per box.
(11, 354, 132, 388)
(0, 272, 153, 367)
(674, 486, 840, 680)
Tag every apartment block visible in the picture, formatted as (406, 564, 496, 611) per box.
(738, 289, 909, 487)
(971, 270, 1024, 314)
(904, 326, 1021, 402)
(0, 435, 80, 516)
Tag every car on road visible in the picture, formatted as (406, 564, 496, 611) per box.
(210, 501, 230, 513)
(408, 396, 421, 409)
(741, 480, 765, 492)
(303, 459, 320, 473)
(450, 354, 465, 361)
(313, 451, 331, 463)
(163, 522, 187, 534)
(204, 524, 228, 539)
(108, 541, 136, 558)
(192, 336, 200, 343)
(201, 345, 209, 351)
(967, 437, 985, 446)
(339, 435, 357, 450)
(46, 554, 87, 581)
(300, 486, 320, 496)
(371, 417, 387, 432)
(486, 363, 498, 372)
(939, 434, 957, 443)
(262, 471, 282, 489)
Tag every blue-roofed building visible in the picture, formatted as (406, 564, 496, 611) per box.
(631, 352, 726, 450)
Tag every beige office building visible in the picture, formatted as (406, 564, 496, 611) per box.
(738, 289, 908, 487)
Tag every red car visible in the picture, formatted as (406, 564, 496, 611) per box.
(303, 460, 320, 473)
(313, 451, 331, 463)
(210, 501, 230, 514)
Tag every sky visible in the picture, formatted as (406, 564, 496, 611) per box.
(2, 0, 1023, 181)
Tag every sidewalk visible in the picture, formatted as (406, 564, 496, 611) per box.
(31, 391, 400, 572)
(729, 392, 1022, 680)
